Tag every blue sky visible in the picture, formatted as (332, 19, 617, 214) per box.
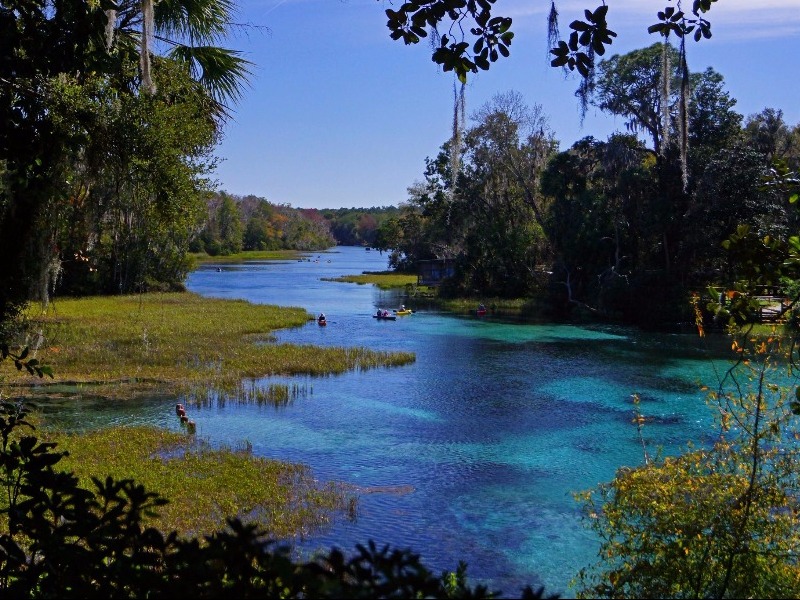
(213, 0, 800, 209)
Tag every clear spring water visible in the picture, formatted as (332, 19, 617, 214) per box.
(39, 246, 735, 595)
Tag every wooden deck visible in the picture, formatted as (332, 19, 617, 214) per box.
(753, 296, 790, 323)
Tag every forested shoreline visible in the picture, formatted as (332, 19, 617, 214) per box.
(368, 54, 799, 329)
(189, 192, 400, 256)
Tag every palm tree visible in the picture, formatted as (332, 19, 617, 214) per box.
(105, 0, 252, 109)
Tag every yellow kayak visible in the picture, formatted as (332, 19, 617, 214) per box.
(394, 309, 413, 316)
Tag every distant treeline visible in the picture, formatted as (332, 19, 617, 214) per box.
(192, 192, 401, 255)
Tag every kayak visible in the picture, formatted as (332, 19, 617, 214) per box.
(373, 314, 397, 321)
(394, 309, 413, 316)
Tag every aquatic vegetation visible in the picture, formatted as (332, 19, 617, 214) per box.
(48, 425, 352, 539)
(437, 296, 549, 319)
(7, 292, 414, 400)
(322, 271, 418, 289)
(190, 249, 306, 263)
(183, 381, 313, 409)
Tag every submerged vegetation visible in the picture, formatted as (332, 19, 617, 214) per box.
(5, 293, 414, 400)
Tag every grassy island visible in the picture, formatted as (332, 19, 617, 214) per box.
(7, 292, 415, 400)
(322, 270, 420, 290)
(189, 249, 306, 263)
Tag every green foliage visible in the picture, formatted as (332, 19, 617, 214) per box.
(374, 208, 439, 273)
(0, 0, 249, 319)
(384, 0, 513, 83)
(52, 60, 218, 296)
(377, 93, 557, 296)
(540, 134, 689, 322)
(321, 206, 401, 247)
(0, 345, 53, 379)
(536, 50, 776, 324)
(686, 148, 785, 283)
(217, 193, 244, 255)
(550, 5, 616, 77)
(688, 67, 742, 152)
(574, 334, 800, 598)
(589, 43, 681, 153)
(371, 43, 796, 327)
(382, 1, 719, 84)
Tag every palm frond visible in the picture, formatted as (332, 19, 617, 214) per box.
(169, 44, 252, 104)
(156, 0, 236, 44)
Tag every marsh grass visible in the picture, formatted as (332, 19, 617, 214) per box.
(438, 296, 548, 318)
(183, 381, 312, 409)
(8, 293, 414, 400)
(322, 271, 419, 290)
(46, 425, 351, 539)
(190, 249, 305, 263)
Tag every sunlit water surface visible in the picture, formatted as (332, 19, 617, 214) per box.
(39, 246, 736, 595)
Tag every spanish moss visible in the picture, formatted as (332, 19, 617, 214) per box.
(679, 36, 690, 190)
(547, 1, 560, 62)
(575, 45, 595, 125)
(104, 9, 116, 51)
(660, 38, 671, 155)
(448, 78, 466, 224)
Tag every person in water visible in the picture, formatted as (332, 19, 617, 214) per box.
(319, 313, 325, 321)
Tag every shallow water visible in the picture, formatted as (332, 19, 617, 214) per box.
(39, 246, 734, 595)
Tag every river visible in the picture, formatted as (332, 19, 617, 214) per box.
(44, 246, 732, 595)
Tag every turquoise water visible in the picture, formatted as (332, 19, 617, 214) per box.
(39, 247, 734, 595)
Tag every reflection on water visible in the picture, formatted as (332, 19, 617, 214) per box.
(42, 247, 734, 595)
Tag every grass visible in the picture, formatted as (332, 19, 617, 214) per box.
(437, 296, 549, 317)
(7, 292, 415, 399)
(43, 425, 353, 539)
(322, 271, 420, 290)
(190, 249, 306, 263)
